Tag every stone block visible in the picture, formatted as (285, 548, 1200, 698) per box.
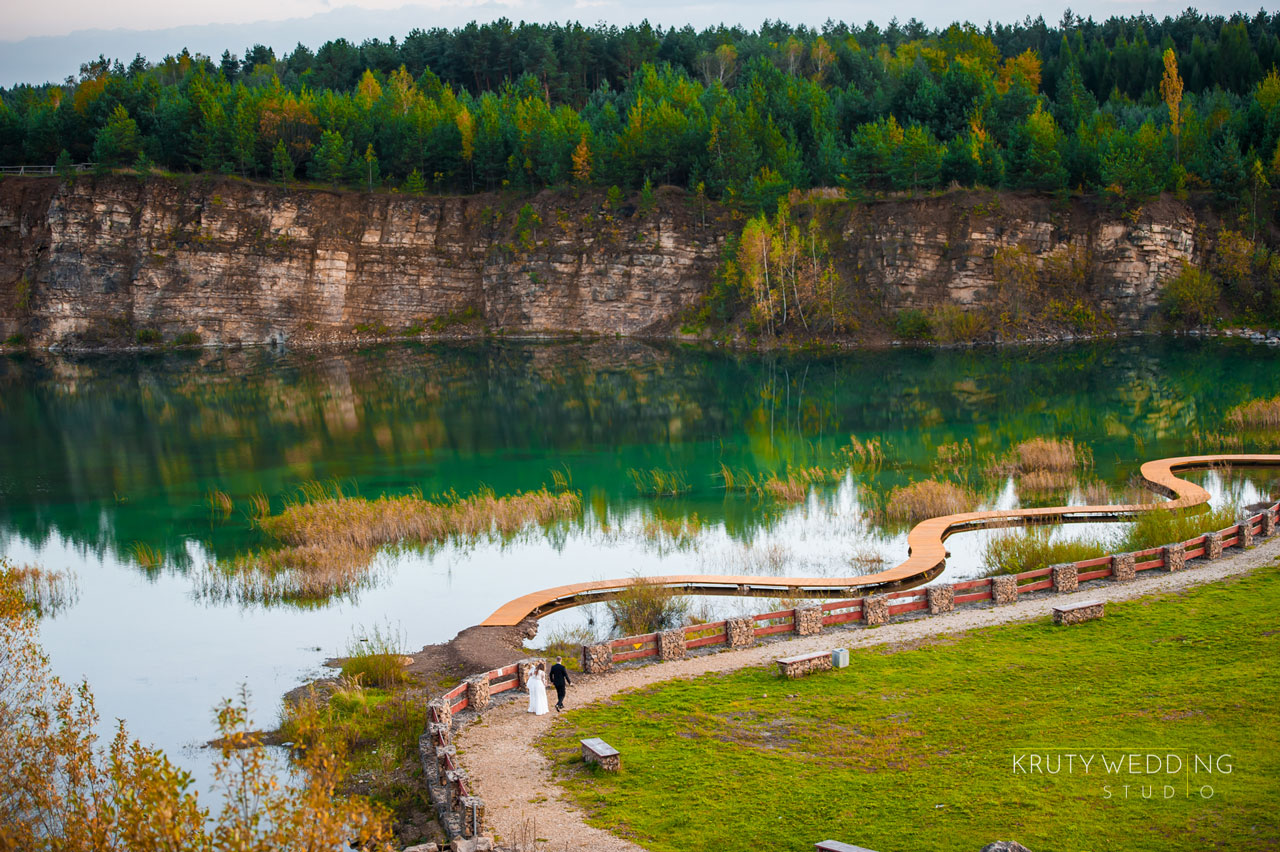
(1239, 519, 1256, 548)
(832, 648, 850, 668)
(457, 796, 485, 839)
(927, 584, 955, 614)
(581, 737, 620, 771)
(444, 769, 468, 811)
(517, 658, 546, 689)
(775, 651, 833, 679)
(1264, 508, 1277, 537)
(1204, 531, 1223, 560)
(725, 616, 755, 648)
(428, 721, 451, 745)
(992, 575, 1018, 605)
(1052, 600, 1105, 626)
(583, 642, 613, 674)
(465, 675, 491, 712)
(795, 604, 824, 636)
(435, 744, 456, 778)
(657, 628, 686, 661)
(862, 595, 889, 626)
(1163, 542, 1186, 572)
(1111, 552, 1136, 582)
(1051, 564, 1078, 593)
(427, 698, 453, 730)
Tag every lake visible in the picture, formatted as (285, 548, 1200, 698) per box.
(1, 336, 1276, 787)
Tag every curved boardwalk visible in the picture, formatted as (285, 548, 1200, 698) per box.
(481, 453, 1280, 626)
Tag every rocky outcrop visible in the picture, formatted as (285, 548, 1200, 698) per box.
(0, 176, 1207, 347)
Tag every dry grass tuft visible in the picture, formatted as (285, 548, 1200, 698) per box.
(206, 488, 233, 517)
(877, 479, 978, 524)
(128, 541, 164, 571)
(629, 468, 691, 497)
(642, 513, 703, 547)
(202, 487, 581, 605)
(2, 561, 79, 617)
(1013, 437, 1090, 473)
(1228, 396, 1280, 431)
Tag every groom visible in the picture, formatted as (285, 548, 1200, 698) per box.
(549, 656, 571, 712)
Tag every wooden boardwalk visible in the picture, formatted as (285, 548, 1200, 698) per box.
(480, 454, 1280, 626)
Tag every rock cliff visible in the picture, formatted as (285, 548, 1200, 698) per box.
(0, 176, 1202, 347)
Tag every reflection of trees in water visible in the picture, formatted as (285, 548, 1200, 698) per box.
(0, 338, 1276, 574)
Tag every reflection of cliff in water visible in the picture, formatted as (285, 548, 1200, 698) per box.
(0, 337, 1277, 573)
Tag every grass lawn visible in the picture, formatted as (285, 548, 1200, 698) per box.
(538, 566, 1280, 852)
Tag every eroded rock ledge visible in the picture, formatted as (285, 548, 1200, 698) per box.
(0, 176, 1203, 348)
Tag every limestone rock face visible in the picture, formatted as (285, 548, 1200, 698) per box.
(0, 178, 1206, 347)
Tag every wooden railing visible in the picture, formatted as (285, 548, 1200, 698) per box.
(0, 164, 95, 176)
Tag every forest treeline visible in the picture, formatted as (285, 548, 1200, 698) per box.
(1, 11, 1280, 209)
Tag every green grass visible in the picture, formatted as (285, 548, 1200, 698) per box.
(538, 565, 1280, 852)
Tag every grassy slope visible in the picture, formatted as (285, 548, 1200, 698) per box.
(539, 566, 1280, 852)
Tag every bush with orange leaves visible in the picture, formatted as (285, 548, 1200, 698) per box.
(0, 559, 394, 852)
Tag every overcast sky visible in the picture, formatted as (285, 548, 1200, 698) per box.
(0, 0, 1264, 87)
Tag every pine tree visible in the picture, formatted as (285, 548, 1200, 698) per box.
(54, 149, 75, 185)
(309, 130, 350, 189)
(271, 140, 294, 187)
(639, 176, 656, 218)
(363, 143, 380, 192)
(404, 168, 426, 195)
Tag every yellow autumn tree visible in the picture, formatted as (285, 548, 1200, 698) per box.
(571, 135, 593, 183)
(0, 560, 394, 852)
(1160, 48, 1184, 163)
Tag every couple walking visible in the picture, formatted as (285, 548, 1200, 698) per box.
(527, 657, 570, 716)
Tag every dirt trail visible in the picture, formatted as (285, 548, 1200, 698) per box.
(455, 537, 1280, 852)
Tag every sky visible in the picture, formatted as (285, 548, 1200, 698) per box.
(0, 0, 1265, 87)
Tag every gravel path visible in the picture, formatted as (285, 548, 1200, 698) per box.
(455, 537, 1280, 851)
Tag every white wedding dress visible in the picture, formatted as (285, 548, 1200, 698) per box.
(527, 670, 550, 715)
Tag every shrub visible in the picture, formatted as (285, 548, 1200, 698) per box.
(3, 333, 26, 346)
(135, 328, 162, 345)
(1227, 395, 1280, 431)
(173, 331, 202, 347)
(893, 309, 933, 340)
(606, 578, 689, 636)
(1160, 263, 1219, 326)
(982, 529, 1109, 576)
(929, 305, 988, 343)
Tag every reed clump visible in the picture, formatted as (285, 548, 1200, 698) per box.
(628, 468, 691, 497)
(339, 622, 411, 689)
(982, 504, 1242, 577)
(606, 578, 689, 636)
(1227, 396, 1280, 431)
(206, 486, 581, 604)
(982, 530, 1110, 576)
(128, 541, 164, 570)
(1, 560, 79, 617)
(842, 436, 888, 471)
(720, 465, 842, 501)
(1012, 437, 1091, 473)
(206, 488, 233, 517)
(877, 479, 978, 524)
(642, 512, 703, 547)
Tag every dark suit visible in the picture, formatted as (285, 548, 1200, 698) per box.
(549, 663, 571, 708)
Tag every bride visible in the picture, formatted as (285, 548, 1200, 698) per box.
(527, 662, 550, 715)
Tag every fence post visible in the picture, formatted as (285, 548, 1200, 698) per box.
(926, 584, 955, 614)
(794, 604, 824, 635)
(658, 628, 687, 660)
(1238, 519, 1256, 549)
(465, 674, 491, 712)
(725, 616, 755, 648)
(991, 575, 1018, 605)
(583, 642, 613, 673)
(1111, 552, 1136, 582)
(1051, 564, 1078, 593)
(862, 595, 889, 625)
(1203, 531, 1224, 560)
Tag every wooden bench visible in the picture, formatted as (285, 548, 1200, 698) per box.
(776, 650, 833, 679)
(581, 737, 620, 771)
(1052, 599, 1105, 626)
(815, 841, 878, 852)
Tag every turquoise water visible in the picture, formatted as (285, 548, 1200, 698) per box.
(0, 337, 1277, 784)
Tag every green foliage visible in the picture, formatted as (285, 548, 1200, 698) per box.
(638, 176, 656, 218)
(309, 130, 351, 188)
(173, 331, 202, 347)
(270, 140, 294, 187)
(54, 149, 75, 185)
(403, 168, 426, 195)
(3, 333, 27, 346)
(340, 621, 409, 689)
(929, 304, 989, 343)
(1161, 263, 1220, 327)
(134, 328, 162, 345)
(605, 578, 689, 636)
(893, 308, 934, 340)
(14, 276, 32, 314)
